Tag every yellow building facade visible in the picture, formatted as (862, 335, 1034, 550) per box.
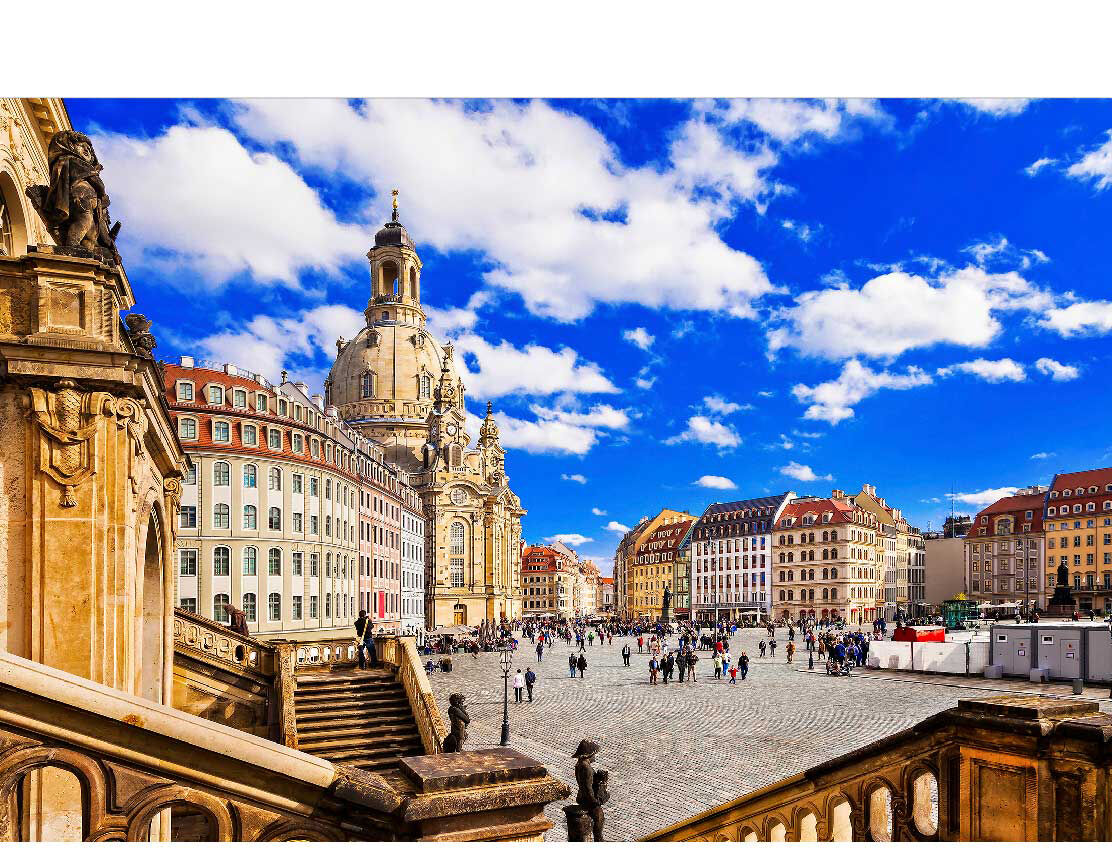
(326, 207, 524, 627)
(1043, 468, 1112, 613)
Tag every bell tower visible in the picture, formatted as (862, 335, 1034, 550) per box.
(365, 189, 425, 327)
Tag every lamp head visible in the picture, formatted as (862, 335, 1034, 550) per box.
(499, 647, 512, 673)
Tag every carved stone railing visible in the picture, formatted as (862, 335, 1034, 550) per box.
(172, 608, 275, 676)
(644, 695, 1112, 842)
(0, 652, 569, 841)
(376, 636, 448, 754)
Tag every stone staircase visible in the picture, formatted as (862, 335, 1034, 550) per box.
(293, 668, 425, 773)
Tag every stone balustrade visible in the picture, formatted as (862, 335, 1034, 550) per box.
(0, 651, 569, 841)
(644, 695, 1112, 842)
(377, 636, 448, 754)
(172, 607, 274, 674)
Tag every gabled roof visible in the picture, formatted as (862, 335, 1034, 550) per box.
(970, 490, 1046, 535)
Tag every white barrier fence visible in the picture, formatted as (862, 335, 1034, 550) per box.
(867, 639, 989, 675)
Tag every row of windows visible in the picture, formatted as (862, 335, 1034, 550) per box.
(186, 591, 351, 623)
(779, 588, 840, 602)
(1049, 484, 1112, 499)
(179, 547, 352, 578)
(184, 462, 359, 506)
(176, 380, 322, 426)
(1048, 501, 1112, 515)
(181, 503, 354, 540)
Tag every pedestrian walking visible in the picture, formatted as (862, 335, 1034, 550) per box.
(576, 653, 587, 678)
(722, 651, 731, 678)
(786, 641, 796, 664)
(568, 653, 577, 678)
(713, 652, 723, 679)
(769, 638, 777, 657)
(637, 636, 644, 654)
(739, 651, 749, 680)
(536, 642, 544, 662)
(687, 651, 698, 682)
(513, 669, 524, 702)
(622, 643, 631, 666)
(758, 639, 766, 658)
(649, 657, 658, 685)
(677, 650, 687, 682)
(525, 667, 536, 701)
(729, 665, 738, 684)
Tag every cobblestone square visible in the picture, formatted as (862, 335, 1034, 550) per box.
(429, 628, 1110, 841)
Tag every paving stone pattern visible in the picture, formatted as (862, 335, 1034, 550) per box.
(427, 629, 1109, 841)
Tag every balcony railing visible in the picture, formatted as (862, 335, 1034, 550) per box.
(645, 695, 1111, 842)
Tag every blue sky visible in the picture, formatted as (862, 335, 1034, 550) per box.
(67, 98, 1112, 565)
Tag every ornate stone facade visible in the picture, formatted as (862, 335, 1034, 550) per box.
(327, 208, 524, 627)
(0, 101, 189, 839)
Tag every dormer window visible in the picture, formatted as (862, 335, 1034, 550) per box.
(177, 381, 194, 401)
(207, 384, 224, 405)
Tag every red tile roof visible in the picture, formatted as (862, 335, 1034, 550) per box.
(971, 491, 1046, 534)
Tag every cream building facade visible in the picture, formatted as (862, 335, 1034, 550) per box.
(326, 205, 524, 627)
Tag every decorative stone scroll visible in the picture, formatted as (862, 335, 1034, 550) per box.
(29, 380, 108, 507)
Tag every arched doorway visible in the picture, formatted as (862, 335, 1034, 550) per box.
(137, 509, 166, 703)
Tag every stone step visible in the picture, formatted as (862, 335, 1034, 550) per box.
(297, 721, 420, 742)
(332, 751, 414, 773)
(297, 734, 423, 757)
(295, 685, 404, 702)
(296, 704, 413, 726)
(295, 677, 399, 694)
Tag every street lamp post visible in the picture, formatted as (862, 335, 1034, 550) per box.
(499, 644, 512, 746)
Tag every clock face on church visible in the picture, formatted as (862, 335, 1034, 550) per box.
(445, 422, 458, 436)
(450, 488, 468, 506)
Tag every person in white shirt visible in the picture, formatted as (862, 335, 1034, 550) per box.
(513, 669, 525, 703)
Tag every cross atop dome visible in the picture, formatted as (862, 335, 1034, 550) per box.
(391, 188, 399, 222)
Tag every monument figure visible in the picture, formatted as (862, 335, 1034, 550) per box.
(442, 693, 470, 752)
(564, 739, 606, 841)
(1048, 559, 1076, 617)
(662, 585, 672, 624)
(25, 130, 121, 263)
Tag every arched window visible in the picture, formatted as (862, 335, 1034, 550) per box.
(419, 374, 432, 399)
(213, 546, 230, 576)
(213, 461, 230, 485)
(243, 464, 257, 487)
(361, 372, 375, 398)
(214, 503, 230, 529)
(243, 593, 257, 623)
(831, 587, 838, 600)
(269, 548, 281, 576)
(243, 546, 257, 576)
(787, 590, 794, 601)
(823, 587, 829, 600)
(325, 592, 332, 617)
(450, 521, 465, 555)
(213, 594, 230, 623)
(0, 192, 14, 256)
(269, 467, 282, 490)
(243, 505, 257, 529)
(178, 417, 197, 439)
(830, 530, 837, 541)
(822, 530, 829, 542)
(268, 592, 281, 621)
(269, 507, 281, 530)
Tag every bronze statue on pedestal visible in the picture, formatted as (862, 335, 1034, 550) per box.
(442, 693, 470, 752)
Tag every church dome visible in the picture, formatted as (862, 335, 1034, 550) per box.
(373, 220, 414, 250)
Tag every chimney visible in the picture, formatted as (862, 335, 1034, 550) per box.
(180, 355, 194, 368)
(224, 363, 238, 376)
(295, 382, 309, 396)
(312, 395, 325, 411)
(832, 489, 845, 500)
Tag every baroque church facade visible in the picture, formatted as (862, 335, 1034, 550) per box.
(326, 202, 524, 627)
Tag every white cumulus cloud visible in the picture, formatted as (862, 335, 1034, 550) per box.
(591, 507, 607, 516)
(232, 98, 777, 322)
(1030, 452, 1055, 460)
(532, 404, 630, 429)
(1039, 300, 1112, 337)
(695, 475, 737, 490)
(938, 358, 1026, 383)
(493, 413, 598, 456)
(792, 360, 932, 425)
(546, 533, 591, 547)
(622, 327, 655, 350)
(768, 266, 1053, 361)
(948, 487, 1020, 508)
(95, 124, 366, 286)
(1024, 157, 1056, 176)
(665, 415, 742, 449)
(604, 521, 631, 534)
(1067, 131, 1112, 190)
(452, 334, 617, 398)
(779, 462, 833, 483)
(951, 98, 1032, 117)
(702, 394, 750, 415)
(1035, 357, 1080, 381)
(561, 473, 588, 484)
